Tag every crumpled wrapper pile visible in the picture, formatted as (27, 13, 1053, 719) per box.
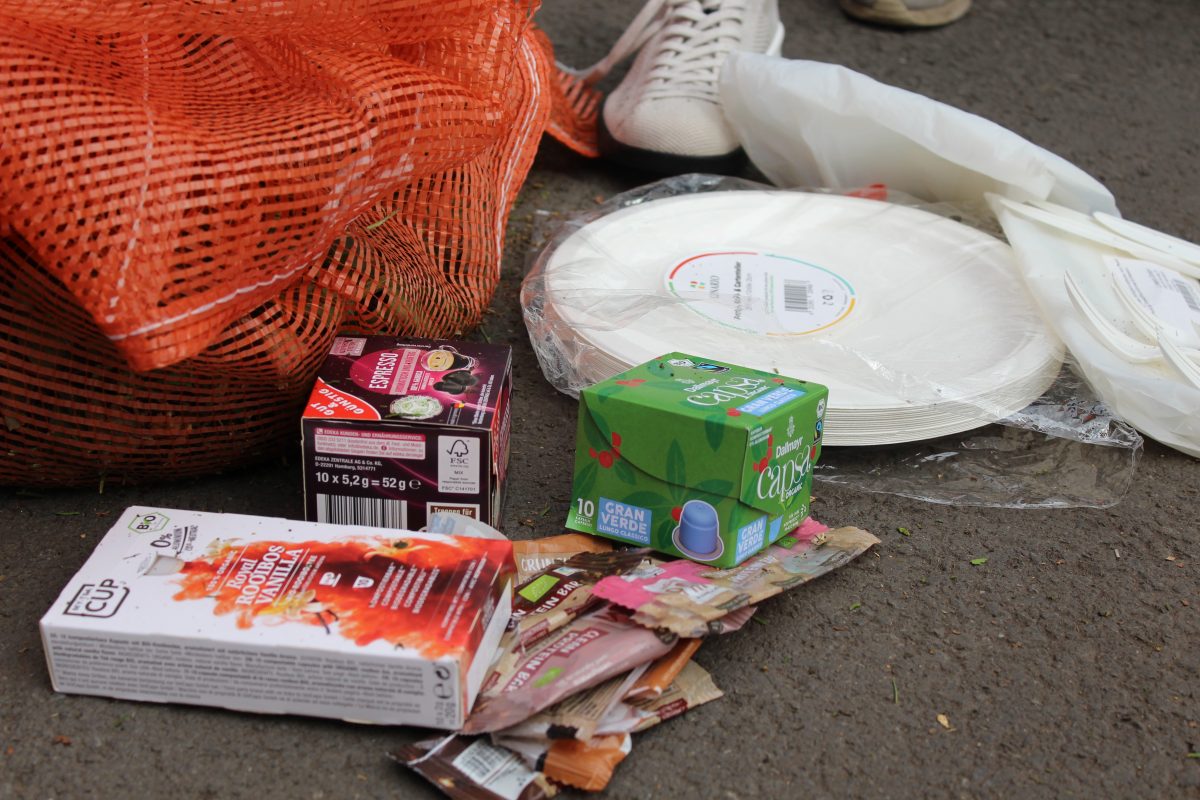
(395, 518, 878, 796)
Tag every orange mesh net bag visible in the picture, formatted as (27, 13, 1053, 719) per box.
(0, 0, 599, 486)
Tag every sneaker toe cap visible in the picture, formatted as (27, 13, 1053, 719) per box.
(603, 96, 740, 158)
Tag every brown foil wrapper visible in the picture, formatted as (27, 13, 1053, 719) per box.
(495, 733, 632, 794)
(511, 535, 613, 584)
(597, 661, 724, 736)
(464, 605, 677, 734)
(506, 548, 649, 650)
(497, 667, 648, 743)
(493, 663, 723, 792)
(629, 661, 723, 732)
(392, 735, 557, 800)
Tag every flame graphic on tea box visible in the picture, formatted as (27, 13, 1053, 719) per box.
(172, 534, 507, 657)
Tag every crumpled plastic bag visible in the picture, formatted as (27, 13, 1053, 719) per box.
(719, 54, 1117, 215)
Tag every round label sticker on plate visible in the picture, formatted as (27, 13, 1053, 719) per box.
(665, 251, 856, 336)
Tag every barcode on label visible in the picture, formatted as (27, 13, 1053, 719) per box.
(783, 279, 813, 313)
(450, 740, 536, 800)
(1172, 279, 1200, 312)
(315, 494, 406, 529)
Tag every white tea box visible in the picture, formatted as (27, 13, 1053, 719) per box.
(40, 507, 514, 729)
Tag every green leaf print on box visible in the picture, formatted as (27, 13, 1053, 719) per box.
(575, 460, 598, 500)
(666, 441, 686, 489)
(704, 414, 725, 451)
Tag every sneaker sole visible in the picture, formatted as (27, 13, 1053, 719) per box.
(596, 106, 749, 176)
(839, 0, 971, 27)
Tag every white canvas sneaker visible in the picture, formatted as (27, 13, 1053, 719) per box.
(581, 0, 784, 173)
(839, 0, 971, 28)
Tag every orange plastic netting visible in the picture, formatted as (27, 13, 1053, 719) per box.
(0, 1, 599, 486)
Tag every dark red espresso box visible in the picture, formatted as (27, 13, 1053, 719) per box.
(302, 336, 513, 531)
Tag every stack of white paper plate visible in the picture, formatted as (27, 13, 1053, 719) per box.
(540, 191, 1063, 447)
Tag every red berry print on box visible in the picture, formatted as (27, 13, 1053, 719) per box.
(587, 436, 622, 470)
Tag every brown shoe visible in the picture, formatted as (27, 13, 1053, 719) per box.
(839, 0, 971, 28)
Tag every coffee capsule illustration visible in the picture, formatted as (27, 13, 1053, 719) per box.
(444, 370, 478, 387)
(424, 349, 456, 371)
(671, 499, 724, 561)
(424, 347, 475, 372)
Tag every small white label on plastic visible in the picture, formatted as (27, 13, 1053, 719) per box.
(665, 250, 856, 335)
(1110, 257, 1200, 332)
(450, 739, 537, 800)
(438, 436, 480, 494)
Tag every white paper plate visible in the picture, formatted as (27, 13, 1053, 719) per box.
(544, 191, 1063, 446)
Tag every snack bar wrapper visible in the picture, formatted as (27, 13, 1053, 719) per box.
(463, 605, 678, 734)
(511, 535, 614, 584)
(507, 548, 649, 649)
(497, 667, 648, 743)
(498, 734, 633, 793)
(624, 638, 702, 702)
(593, 524, 879, 637)
(393, 736, 557, 800)
(493, 663, 722, 791)
(622, 660, 723, 734)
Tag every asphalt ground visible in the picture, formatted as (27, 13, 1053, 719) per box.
(3, 0, 1199, 797)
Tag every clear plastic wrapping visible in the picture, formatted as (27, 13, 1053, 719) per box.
(520, 175, 1141, 509)
(811, 371, 1140, 508)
